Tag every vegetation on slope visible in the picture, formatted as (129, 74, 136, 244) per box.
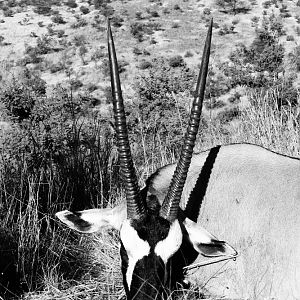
(0, 0, 299, 299)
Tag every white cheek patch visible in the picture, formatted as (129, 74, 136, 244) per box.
(154, 220, 183, 264)
(120, 220, 150, 288)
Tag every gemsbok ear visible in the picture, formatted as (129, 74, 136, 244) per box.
(56, 203, 126, 233)
(183, 218, 237, 257)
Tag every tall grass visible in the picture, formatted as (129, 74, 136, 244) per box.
(0, 88, 299, 300)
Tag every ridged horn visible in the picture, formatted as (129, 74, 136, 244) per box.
(107, 19, 146, 219)
(160, 19, 213, 222)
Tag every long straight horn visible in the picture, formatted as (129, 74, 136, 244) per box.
(160, 19, 213, 222)
(107, 20, 145, 219)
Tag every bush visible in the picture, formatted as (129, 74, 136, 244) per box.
(136, 11, 143, 19)
(184, 50, 193, 58)
(130, 58, 197, 153)
(101, 58, 128, 77)
(138, 60, 152, 69)
(150, 10, 159, 17)
(218, 23, 235, 35)
(110, 15, 124, 27)
(203, 7, 211, 15)
(33, 4, 52, 15)
(168, 55, 185, 68)
(133, 47, 143, 55)
(286, 35, 294, 41)
(50, 62, 64, 73)
(217, 106, 241, 124)
(99, 4, 114, 17)
(205, 98, 226, 110)
(71, 17, 88, 28)
(51, 13, 65, 24)
(228, 91, 241, 104)
(80, 5, 90, 14)
(70, 78, 83, 90)
(66, 0, 77, 8)
(0, 71, 46, 121)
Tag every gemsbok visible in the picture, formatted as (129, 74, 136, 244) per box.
(56, 19, 300, 300)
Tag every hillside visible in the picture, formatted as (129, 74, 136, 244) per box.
(1, 0, 299, 105)
(0, 0, 299, 299)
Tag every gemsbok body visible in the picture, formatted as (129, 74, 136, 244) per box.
(56, 20, 300, 300)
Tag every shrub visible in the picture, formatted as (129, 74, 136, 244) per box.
(203, 7, 211, 15)
(286, 35, 294, 41)
(172, 22, 180, 28)
(150, 10, 159, 17)
(101, 58, 128, 77)
(71, 17, 88, 28)
(163, 7, 170, 14)
(168, 55, 185, 68)
(80, 5, 90, 14)
(110, 15, 124, 27)
(70, 79, 83, 90)
(228, 91, 241, 104)
(131, 58, 197, 153)
(217, 106, 241, 124)
(49, 62, 64, 73)
(99, 5, 114, 17)
(133, 47, 143, 55)
(3, 8, 14, 17)
(51, 14, 65, 24)
(184, 50, 193, 57)
(33, 4, 52, 15)
(73, 34, 86, 46)
(206, 98, 225, 110)
(0, 71, 46, 121)
(66, 0, 77, 8)
(218, 24, 235, 35)
(136, 11, 143, 19)
(138, 60, 152, 69)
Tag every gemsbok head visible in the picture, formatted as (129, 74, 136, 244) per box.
(56, 19, 300, 300)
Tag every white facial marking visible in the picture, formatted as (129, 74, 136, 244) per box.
(154, 220, 182, 264)
(120, 219, 150, 288)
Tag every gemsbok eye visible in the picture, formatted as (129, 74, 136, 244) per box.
(56, 18, 300, 300)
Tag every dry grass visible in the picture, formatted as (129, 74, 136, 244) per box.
(9, 89, 297, 300)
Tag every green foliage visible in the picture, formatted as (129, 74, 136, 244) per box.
(110, 15, 124, 27)
(218, 23, 235, 35)
(168, 55, 185, 68)
(289, 45, 300, 72)
(215, 0, 252, 14)
(0, 80, 122, 293)
(0, 70, 46, 121)
(51, 13, 65, 24)
(129, 57, 196, 153)
(65, 0, 77, 8)
(138, 60, 152, 69)
(223, 14, 285, 88)
(101, 58, 128, 77)
(130, 21, 162, 41)
(94, 0, 111, 9)
(80, 5, 90, 14)
(71, 16, 88, 28)
(33, 3, 52, 15)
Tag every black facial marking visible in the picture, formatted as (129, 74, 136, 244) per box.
(130, 254, 166, 299)
(131, 209, 170, 247)
(185, 145, 221, 222)
(66, 212, 92, 231)
(120, 242, 129, 295)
